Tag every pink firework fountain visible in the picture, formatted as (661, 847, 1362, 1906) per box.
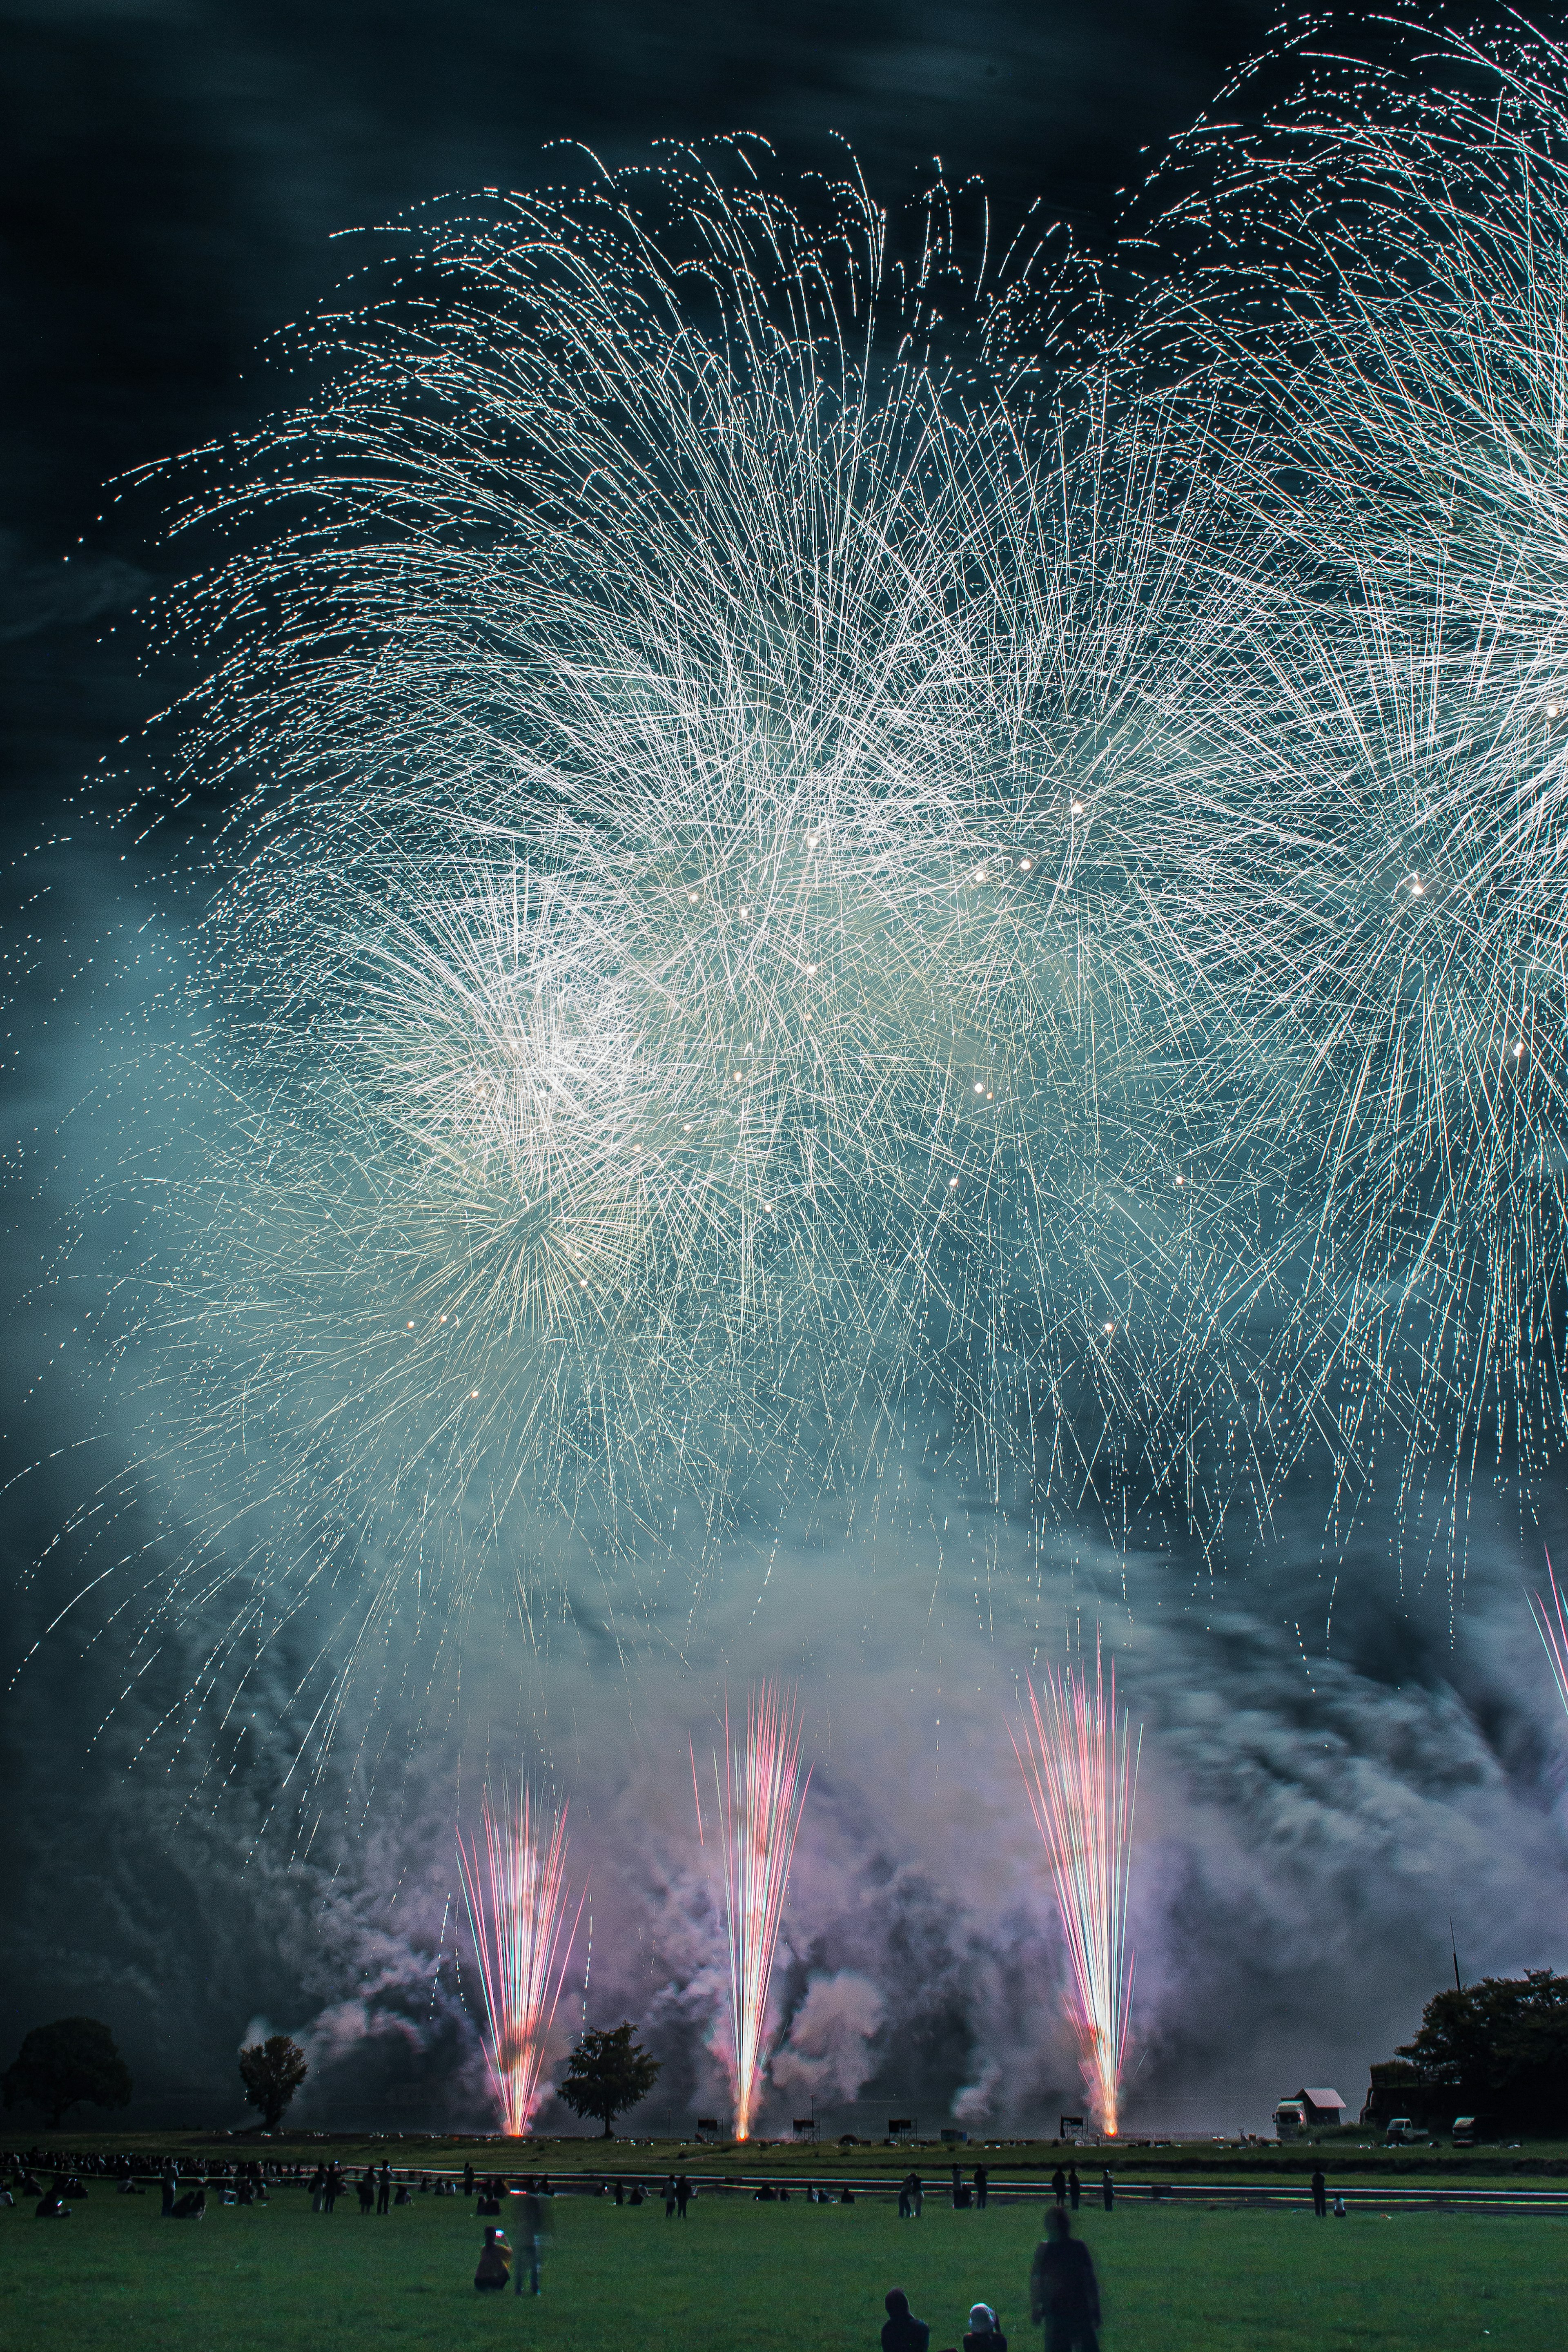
(457, 1785, 583, 2136)
(1530, 1555, 1568, 1719)
(697, 1684, 809, 2141)
(1014, 1644, 1140, 2137)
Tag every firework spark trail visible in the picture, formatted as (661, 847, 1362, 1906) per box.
(1123, 16, 1568, 1527)
(1530, 1555, 1568, 1721)
(455, 1784, 582, 2134)
(60, 138, 1330, 1789)
(56, 53, 1568, 1792)
(704, 1682, 809, 2140)
(1014, 1644, 1139, 2137)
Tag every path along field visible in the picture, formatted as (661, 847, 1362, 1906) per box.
(2, 2182, 1566, 2352)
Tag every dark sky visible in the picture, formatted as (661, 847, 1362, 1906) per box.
(11, 0, 1567, 2144)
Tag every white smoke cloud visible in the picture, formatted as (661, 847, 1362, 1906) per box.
(771, 1970, 884, 2103)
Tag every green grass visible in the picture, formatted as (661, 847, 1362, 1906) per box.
(3, 2180, 1566, 2351)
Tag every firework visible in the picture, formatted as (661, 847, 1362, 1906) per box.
(700, 1683, 809, 2140)
(1530, 1556, 1568, 1721)
(1124, 16, 1568, 1525)
(1015, 1646, 1139, 2136)
(68, 136, 1321, 1787)
(456, 1784, 582, 2134)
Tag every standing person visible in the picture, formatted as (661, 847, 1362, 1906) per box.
(1310, 2167, 1327, 2220)
(1030, 2209, 1101, 2352)
(160, 2162, 177, 2219)
(1067, 2165, 1081, 2212)
(663, 2173, 677, 2219)
(1100, 2168, 1114, 2213)
(974, 2163, 989, 2211)
(675, 2173, 692, 2219)
(1050, 2165, 1067, 2211)
(881, 2288, 931, 2352)
(898, 2174, 912, 2220)
(510, 2185, 547, 2297)
(911, 2171, 924, 2218)
(463, 2160, 474, 2198)
(310, 2164, 325, 2214)
(377, 2161, 392, 2215)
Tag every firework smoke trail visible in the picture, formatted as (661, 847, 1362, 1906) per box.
(704, 1683, 809, 2140)
(1014, 1646, 1139, 2136)
(455, 1785, 582, 2135)
(1530, 1556, 1568, 1722)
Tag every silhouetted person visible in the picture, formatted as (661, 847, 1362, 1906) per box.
(974, 2164, 989, 2210)
(1100, 2169, 1114, 2212)
(357, 2168, 375, 2215)
(394, 2182, 412, 2206)
(676, 2174, 692, 2218)
(964, 2302, 1007, 2352)
(1030, 2209, 1100, 2352)
(1051, 2165, 1067, 2210)
(511, 2189, 546, 2296)
(1067, 2166, 1080, 2211)
(613, 2178, 624, 2206)
(1311, 2167, 1327, 2219)
(35, 2178, 69, 2219)
(161, 2163, 177, 2218)
(463, 2161, 474, 2198)
(663, 2174, 677, 2218)
(172, 2188, 207, 2221)
(882, 2287, 931, 2352)
(474, 2225, 510, 2291)
(839, 2184, 856, 2203)
(378, 2162, 392, 2215)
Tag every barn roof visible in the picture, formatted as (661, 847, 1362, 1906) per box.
(1300, 2088, 1345, 2108)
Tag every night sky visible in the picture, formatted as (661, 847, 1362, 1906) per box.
(4, 0, 1565, 2145)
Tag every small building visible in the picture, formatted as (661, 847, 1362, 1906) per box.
(1298, 2088, 1346, 2126)
(1274, 2087, 1345, 2138)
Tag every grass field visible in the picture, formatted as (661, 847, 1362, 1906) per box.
(2, 2179, 1565, 2352)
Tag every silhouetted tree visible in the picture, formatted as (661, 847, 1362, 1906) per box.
(557, 2022, 662, 2137)
(2, 2017, 132, 2127)
(1398, 1969, 1568, 2130)
(238, 2033, 309, 2128)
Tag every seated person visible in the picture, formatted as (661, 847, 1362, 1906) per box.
(394, 2183, 412, 2205)
(628, 2185, 644, 2205)
(477, 2190, 502, 2216)
(172, 2188, 207, 2220)
(34, 2186, 70, 2219)
(474, 2226, 512, 2291)
(882, 2289, 930, 2352)
(963, 2304, 1007, 2352)
(839, 2185, 855, 2203)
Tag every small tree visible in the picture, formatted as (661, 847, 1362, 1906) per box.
(238, 2033, 309, 2128)
(557, 2022, 662, 2138)
(2, 2017, 132, 2128)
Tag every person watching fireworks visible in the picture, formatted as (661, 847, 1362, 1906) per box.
(1029, 2211, 1100, 2352)
(881, 2288, 931, 2352)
